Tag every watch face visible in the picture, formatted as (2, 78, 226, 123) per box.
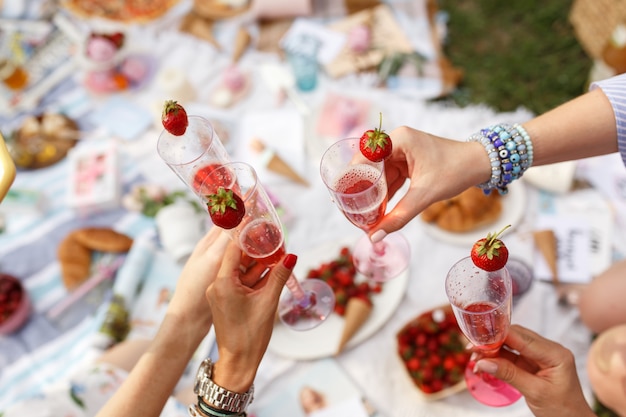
(194, 358, 212, 394)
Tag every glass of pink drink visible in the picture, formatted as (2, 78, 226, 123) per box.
(445, 256, 522, 407)
(199, 162, 335, 331)
(157, 116, 231, 195)
(319, 137, 410, 282)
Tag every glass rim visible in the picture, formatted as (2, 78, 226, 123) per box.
(445, 256, 512, 315)
(156, 115, 216, 167)
(319, 137, 385, 195)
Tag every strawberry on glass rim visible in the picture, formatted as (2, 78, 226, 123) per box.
(470, 224, 511, 272)
(359, 112, 392, 162)
(161, 99, 188, 136)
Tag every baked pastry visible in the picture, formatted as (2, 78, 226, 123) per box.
(57, 227, 133, 291)
(73, 227, 133, 252)
(421, 187, 502, 233)
(57, 231, 94, 291)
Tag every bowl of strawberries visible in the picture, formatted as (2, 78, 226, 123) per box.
(396, 304, 471, 400)
(0, 273, 31, 335)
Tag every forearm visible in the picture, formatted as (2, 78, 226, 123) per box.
(96, 311, 212, 417)
(523, 88, 618, 166)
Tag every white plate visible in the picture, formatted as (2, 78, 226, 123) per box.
(420, 181, 528, 246)
(268, 237, 409, 360)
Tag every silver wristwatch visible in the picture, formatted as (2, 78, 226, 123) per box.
(193, 358, 254, 414)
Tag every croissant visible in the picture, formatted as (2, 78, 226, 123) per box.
(73, 227, 133, 252)
(421, 187, 502, 233)
(57, 231, 93, 291)
(57, 228, 133, 291)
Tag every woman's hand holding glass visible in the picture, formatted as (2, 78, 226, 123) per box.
(473, 325, 596, 417)
(367, 126, 491, 242)
(445, 256, 522, 407)
(206, 241, 297, 393)
(199, 162, 335, 331)
(319, 137, 411, 282)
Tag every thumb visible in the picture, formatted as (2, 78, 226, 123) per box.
(370, 190, 425, 242)
(474, 357, 536, 392)
(265, 253, 297, 298)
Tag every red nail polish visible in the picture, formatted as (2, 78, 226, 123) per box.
(283, 253, 297, 269)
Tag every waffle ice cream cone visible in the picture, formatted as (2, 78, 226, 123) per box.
(533, 229, 559, 284)
(232, 27, 251, 63)
(250, 138, 309, 186)
(337, 297, 372, 354)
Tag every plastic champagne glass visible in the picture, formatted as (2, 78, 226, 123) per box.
(319, 137, 410, 282)
(157, 116, 231, 195)
(199, 162, 335, 331)
(445, 256, 522, 407)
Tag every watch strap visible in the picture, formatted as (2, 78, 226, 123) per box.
(193, 358, 254, 414)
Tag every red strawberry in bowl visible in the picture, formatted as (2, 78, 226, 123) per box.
(206, 187, 245, 230)
(470, 224, 511, 272)
(396, 305, 471, 399)
(161, 100, 188, 136)
(359, 112, 392, 162)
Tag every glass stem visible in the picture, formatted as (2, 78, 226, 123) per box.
(285, 274, 311, 308)
(372, 240, 386, 256)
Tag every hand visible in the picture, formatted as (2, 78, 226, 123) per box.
(474, 324, 596, 417)
(206, 241, 296, 393)
(370, 126, 490, 241)
(166, 227, 230, 332)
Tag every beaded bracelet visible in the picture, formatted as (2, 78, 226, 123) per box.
(467, 123, 533, 195)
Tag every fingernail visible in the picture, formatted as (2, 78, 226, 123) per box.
(474, 359, 498, 375)
(370, 230, 387, 243)
(283, 253, 297, 269)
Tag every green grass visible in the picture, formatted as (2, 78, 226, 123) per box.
(436, 0, 592, 115)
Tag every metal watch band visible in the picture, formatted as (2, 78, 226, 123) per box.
(193, 358, 254, 414)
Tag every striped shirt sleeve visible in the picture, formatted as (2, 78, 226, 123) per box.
(590, 73, 626, 167)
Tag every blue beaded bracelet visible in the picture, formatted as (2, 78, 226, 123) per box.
(467, 123, 533, 195)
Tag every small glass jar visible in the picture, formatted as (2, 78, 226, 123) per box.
(0, 59, 28, 90)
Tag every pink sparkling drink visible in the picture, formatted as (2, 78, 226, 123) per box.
(333, 165, 387, 231)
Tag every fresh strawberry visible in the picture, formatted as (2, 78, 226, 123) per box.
(105, 32, 125, 49)
(305, 246, 381, 316)
(161, 100, 188, 136)
(206, 187, 245, 229)
(359, 113, 392, 162)
(470, 224, 511, 271)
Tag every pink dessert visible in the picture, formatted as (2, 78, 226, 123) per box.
(120, 56, 148, 83)
(347, 24, 372, 54)
(222, 66, 246, 93)
(85, 70, 118, 93)
(337, 99, 360, 133)
(86, 36, 118, 62)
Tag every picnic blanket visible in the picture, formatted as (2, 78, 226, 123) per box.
(0, 142, 212, 410)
